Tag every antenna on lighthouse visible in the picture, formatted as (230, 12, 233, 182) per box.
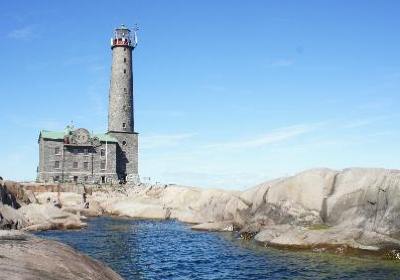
(133, 23, 139, 47)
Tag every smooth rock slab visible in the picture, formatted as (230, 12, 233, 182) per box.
(0, 230, 123, 280)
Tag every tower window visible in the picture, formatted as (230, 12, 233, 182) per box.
(122, 123, 126, 129)
(122, 141, 127, 146)
(124, 69, 126, 74)
(101, 161, 106, 170)
(124, 88, 127, 94)
(73, 148, 78, 155)
(123, 105, 126, 111)
(100, 149, 105, 157)
(55, 147, 61, 155)
(84, 148, 89, 156)
(124, 47, 126, 51)
(124, 58, 126, 63)
(54, 161, 60, 169)
(73, 162, 78, 169)
(84, 162, 89, 170)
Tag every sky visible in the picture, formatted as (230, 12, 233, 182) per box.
(0, 0, 399, 189)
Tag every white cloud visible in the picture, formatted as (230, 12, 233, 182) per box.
(267, 59, 294, 67)
(9, 115, 65, 131)
(141, 133, 197, 149)
(138, 110, 185, 118)
(8, 24, 40, 41)
(202, 124, 318, 151)
(343, 115, 388, 129)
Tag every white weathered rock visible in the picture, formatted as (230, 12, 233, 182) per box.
(18, 204, 86, 230)
(83, 167, 400, 251)
(191, 221, 240, 232)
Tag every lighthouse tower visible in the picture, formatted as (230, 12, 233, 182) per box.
(107, 24, 139, 183)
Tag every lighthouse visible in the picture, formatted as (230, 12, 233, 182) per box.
(107, 24, 139, 183)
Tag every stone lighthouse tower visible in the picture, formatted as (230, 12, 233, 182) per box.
(107, 24, 139, 183)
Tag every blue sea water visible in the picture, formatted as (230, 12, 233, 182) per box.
(36, 217, 400, 280)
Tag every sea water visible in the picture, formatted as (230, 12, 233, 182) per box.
(36, 217, 400, 280)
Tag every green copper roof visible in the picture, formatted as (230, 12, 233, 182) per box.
(40, 130, 65, 140)
(93, 133, 118, 143)
(39, 130, 118, 143)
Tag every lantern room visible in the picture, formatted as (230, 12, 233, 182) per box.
(111, 24, 137, 48)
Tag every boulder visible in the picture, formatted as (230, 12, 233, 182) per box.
(191, 221, 241, 232)
(0, 230, 123, 280)
(0, 204, 26, 230)
(18, 204, 86, 231)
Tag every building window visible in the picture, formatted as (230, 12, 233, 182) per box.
(124, 69, 126, 74)
(100, 161, 106, 170)
(124, 47, 126, 51)
(84, 148, 89, 156)
(84, 176, 88, 182)
(124, 57, 126, 63)
(54, 161, 60, 169)
(73, 176, 78, 183)
(73, 162, 78, 169)
(74, 148, 78, 155)
(100, 148, 105, 157)
(122, 141, 127, 146)
(122, 123, 126, 129)
(55, 147, 61, 155)
(54, 176, 60, 182)
(84, 162, 89, 170)
(123, 105, 126, 111)
(124, 87, 127, 93)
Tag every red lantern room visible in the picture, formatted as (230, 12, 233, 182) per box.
(111, 24, 138, 49)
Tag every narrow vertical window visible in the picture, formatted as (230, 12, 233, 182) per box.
(124, 57, 126, 63)
(74, 148, 78, 155)
(124, 69, 126, 74)
(73, 162, 78, 169)
(84, 148, 89, 156)
(124, 88, 127, 94)
(84, 162, 89, 170)
(55, 147, 61, 155)
(101, 161, 106, 170)
(122, 123, 126, 129)
(54, 161, 60, 168)
(100, 149, 105, 157)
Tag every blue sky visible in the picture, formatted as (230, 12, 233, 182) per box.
(0, 0, 399, 189)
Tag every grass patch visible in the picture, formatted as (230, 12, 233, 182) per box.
(308, 225, 331, 230)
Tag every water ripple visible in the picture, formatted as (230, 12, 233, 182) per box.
(36, 217, 400, 280)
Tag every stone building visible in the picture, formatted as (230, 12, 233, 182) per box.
(37, 25, 139, 184)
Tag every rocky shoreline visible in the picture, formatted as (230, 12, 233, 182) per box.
(1, 167, 400, 278)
